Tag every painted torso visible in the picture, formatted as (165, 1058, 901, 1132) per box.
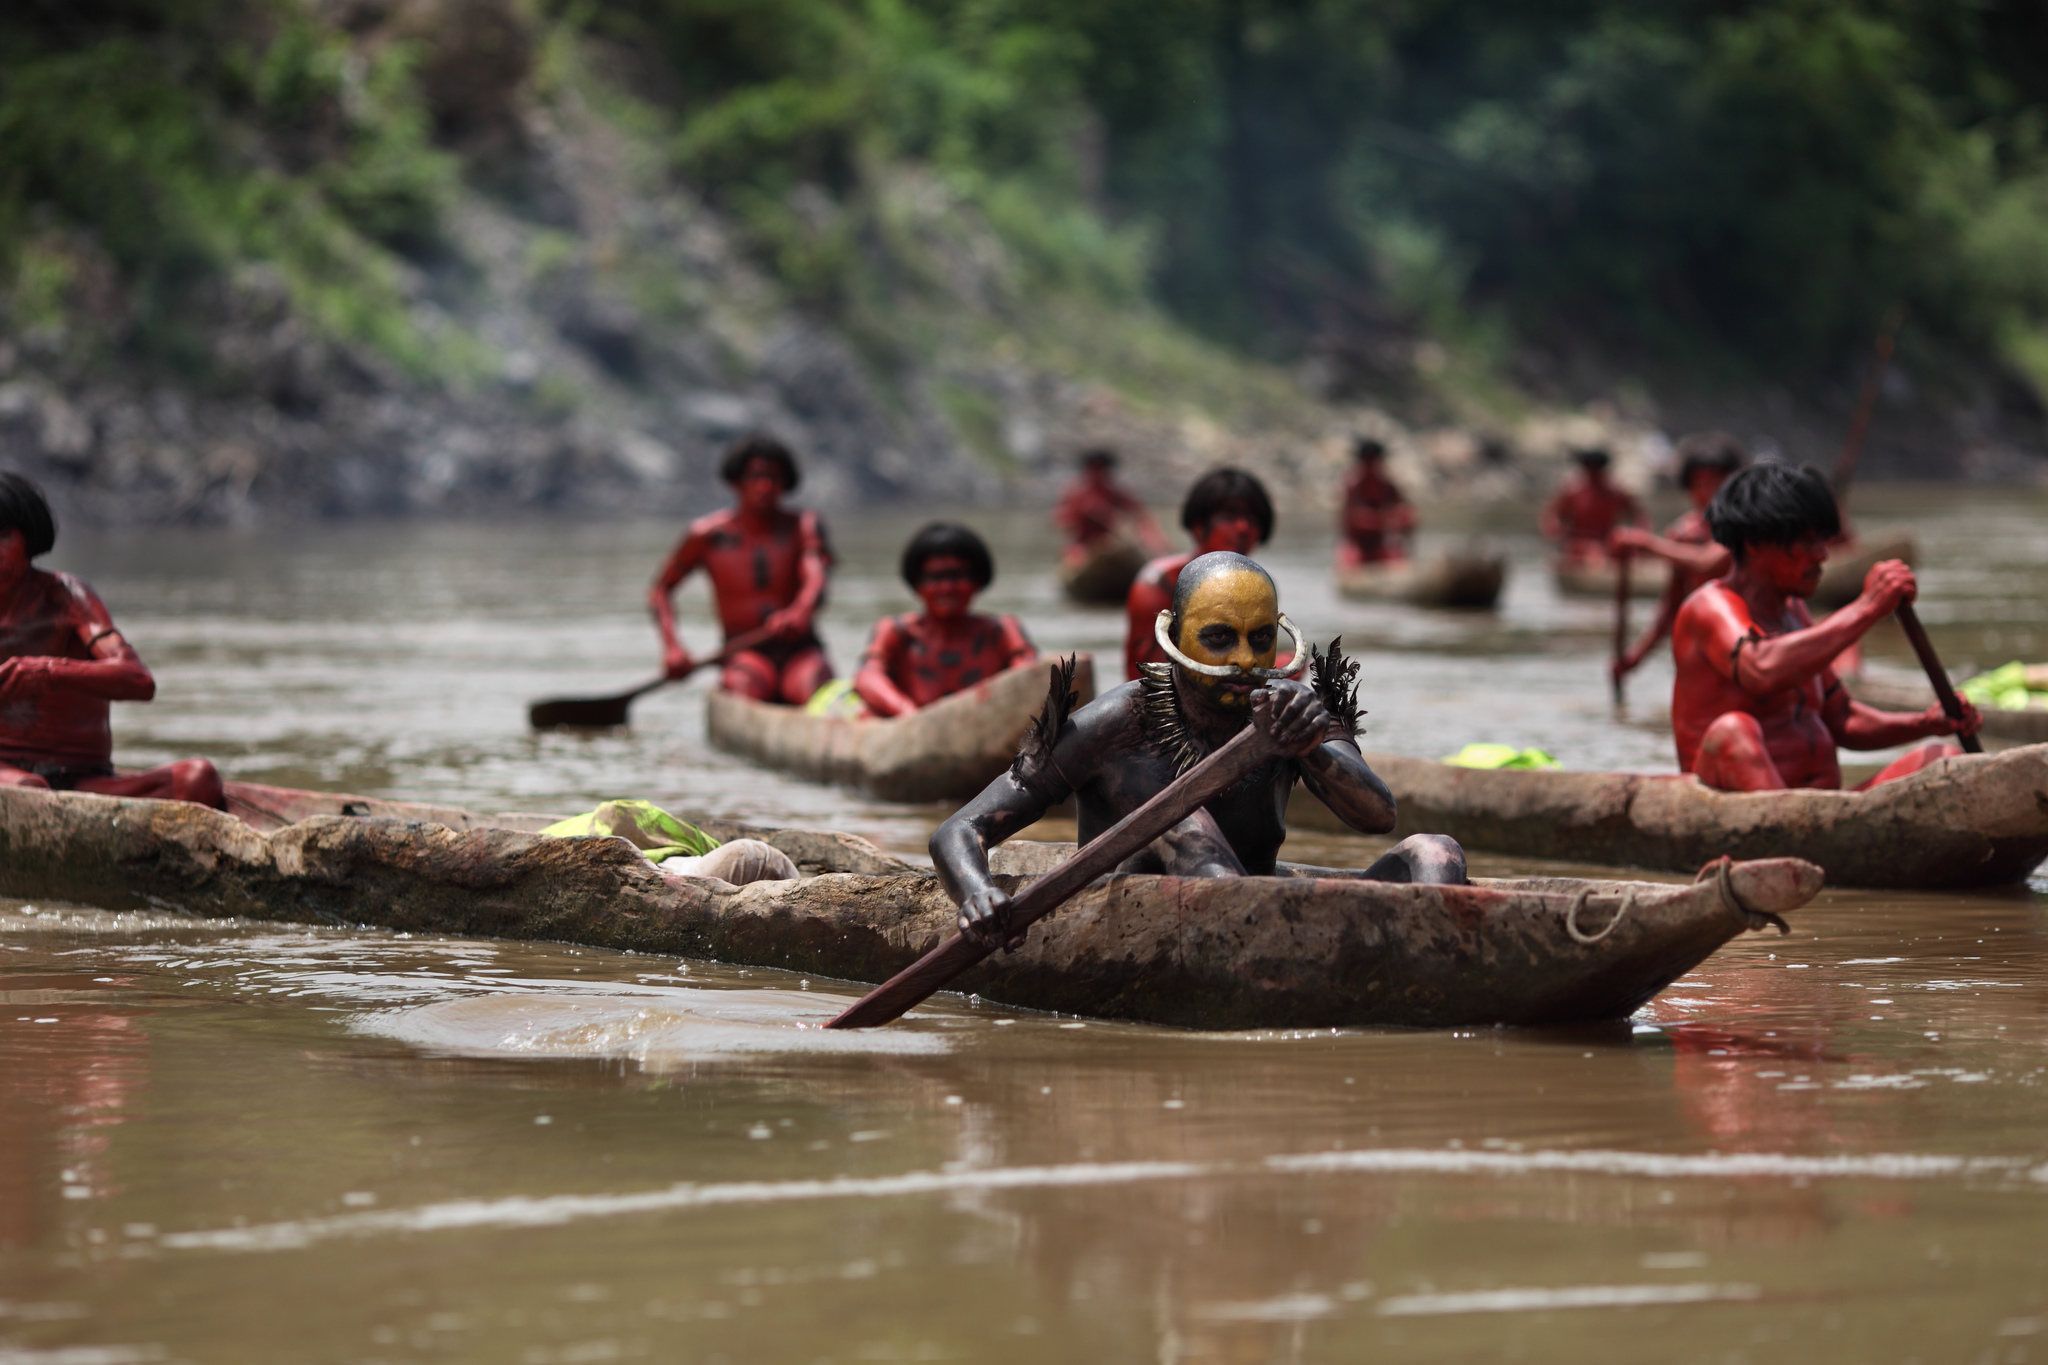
(862, 612, 1035, 708)
(1671, 579, 1840, 787)
(0, 569, 117, 767)
(658, 507, 830, 642)
(1055, 480, 1140, 548)
(1342, 467, 1408, 562)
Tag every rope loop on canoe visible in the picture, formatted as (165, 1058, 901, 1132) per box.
(1697, 855, 1790, 935)
(1564, 886, 1635, 945)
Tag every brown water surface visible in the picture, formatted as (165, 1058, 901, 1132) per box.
(3, 486, 2046, 1362)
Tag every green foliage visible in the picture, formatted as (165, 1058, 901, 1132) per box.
(0, 0, 462, 379)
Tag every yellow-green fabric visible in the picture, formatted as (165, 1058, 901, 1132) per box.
(1440, 743, 1562, 770)
(1959, 661, 2048, 712)
(541, 800, 721, 863)
(804, 677, 867, 717)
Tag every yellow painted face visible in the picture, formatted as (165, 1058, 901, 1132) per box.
(1175, 568, 1280, 707)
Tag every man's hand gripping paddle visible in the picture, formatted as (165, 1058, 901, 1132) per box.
(528, 623, 778, 729)
(1895, 600, 1983, 755)
(825, 692, 1287, 1029)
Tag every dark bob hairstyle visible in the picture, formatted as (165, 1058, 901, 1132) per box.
(900, 521, 994, 590)
(1180, 467, 1274, 544)
(1705, 462, 1840, 562)
(1079, 447, 1117, 470)
(0, 471, 57, 558)
(719, 433, 800, 491)
(1674, 431, 1747, 490)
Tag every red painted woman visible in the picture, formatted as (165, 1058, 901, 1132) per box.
(649, 434, 834, 706)
(1609, 431, 1746, 683)
(854, 522, 1037, 717)
(0, 472, 223, 805)
(1540, 446, 1646, 570)
(1053, 448, 1167, 569)
(1123, 468, 1273, 680)
(1671, 462, 1979, 791)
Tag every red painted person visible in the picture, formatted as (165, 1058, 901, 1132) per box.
(1671, 463, 1979, 792)
(1540, 447, 1645, 569)
(854, 522, 1037, 718)
(1609, 431, 1746, 683)
(0, 472, 223, 805)
(1124, 468, 1273, 680)
(1054, 448, 1167, 569)
(649, 434, 833, 706)
(1336, 437, 1416, 569)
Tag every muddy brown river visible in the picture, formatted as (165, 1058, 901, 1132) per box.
(3, 486, 2046, 1363)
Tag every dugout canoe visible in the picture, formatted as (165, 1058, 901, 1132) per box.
(705, 656, 1095, 803)
(1811, 529, 1917, 610)
(1336, 551, 1506, 609)
(1846, 668, 2048, 745)
(1058, 537, 1148, 605)
(1554, 555, 1669, 599)
(0, 782, 1819, 1030)
(1289, 744, 2048, 890)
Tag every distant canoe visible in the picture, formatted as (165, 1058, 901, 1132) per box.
(1058, 537, 1148, 605)
(1289, 744, 2048, 889)
(1337, 551, 1506, 609)
(706, 656, 1095, 803)
(0, 782, 1819, 1031)
(1811, 529, 1917, 610)
(1554, 555, 1670, 599)
(1847, 669, 2048, 745)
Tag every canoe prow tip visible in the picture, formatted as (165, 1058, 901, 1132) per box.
(1714, 855, 1825, 915)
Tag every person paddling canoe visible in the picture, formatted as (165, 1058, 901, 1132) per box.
(935, 550, 1467, 947)
(1336, 436, 1417, 569)
(1124, 468, 1274, 679)
(0, 472, 223, 806)
(1609, 432, 1746, 683)
(853, 522, 1037, 717)
(1053, 448, 1167, 567)
(1673, 462, 1980, 791)
(649, 434, 833, 706)
(1541, 447, 1646, 572)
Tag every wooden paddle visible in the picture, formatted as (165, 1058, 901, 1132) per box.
(1895, 599, 1983, 755)
(1610, 548, 1631, 707)
(528, 623, 778, 730)
(825, 705, 1285, 1029)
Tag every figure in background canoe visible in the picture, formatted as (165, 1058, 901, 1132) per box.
(0, 472, 223, 806)
(1609, 432, 1746, 684)
(649, 434, 833, 706)
(1125, 468, 1273, 679)
(854, 522, 1037, 718)
(1673, 463, 1980, 792)
(1055, 449, 1168, 563)
(936, 551, 1466, 945)
(1541, 447, 1646, 571)
(1336, 437, 1416, 569)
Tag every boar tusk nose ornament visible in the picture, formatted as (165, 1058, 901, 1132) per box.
(1154, 611, 1309, 680)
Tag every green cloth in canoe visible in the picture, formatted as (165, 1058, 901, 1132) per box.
(1959, 660, 2048, 712)
(803, 677, 868, 717)
(1441, 743, 1562, 770)
(541, 800, 721, 864)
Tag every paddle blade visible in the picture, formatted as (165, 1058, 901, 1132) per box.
(528, 694, 636, 729)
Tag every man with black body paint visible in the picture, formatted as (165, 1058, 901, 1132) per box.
(932, 551, 1466, 945)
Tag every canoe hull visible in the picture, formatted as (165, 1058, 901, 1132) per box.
(1298, 746, 2048, 889)
(706, 656, 1094, 803)
(0, 785, 1817, 1030)
(1337, 552, 1506, 609)
(1554, 557, 1669, 599)
(1058, 539, 1147, 605)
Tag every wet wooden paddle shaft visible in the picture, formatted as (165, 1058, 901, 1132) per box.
(1895, 599, 1983, 755)
(527, 624, 777, 729)
(825, 717, 1282, 1029)
(1610, 550, 1630, 707)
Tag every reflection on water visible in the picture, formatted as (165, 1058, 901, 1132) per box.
(3, 486, 2048, 1361)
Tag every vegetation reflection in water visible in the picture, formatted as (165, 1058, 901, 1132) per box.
(1, 488, 2047, 1361)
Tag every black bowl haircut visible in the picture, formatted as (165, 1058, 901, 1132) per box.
(1168, 551, 1275, 644)
(1705, 463, 1840, 563)
(1179, 467, 1274, 543)
(1675, 431, 1747, 489)
(901, 521, 994, 590)
(1080, 447, 1117, 470)
(1572, 447, 1612, 469)
(719, 433, 800, 491)
(1354, 436, 1386, 461)
(0, 471, 56, 558)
